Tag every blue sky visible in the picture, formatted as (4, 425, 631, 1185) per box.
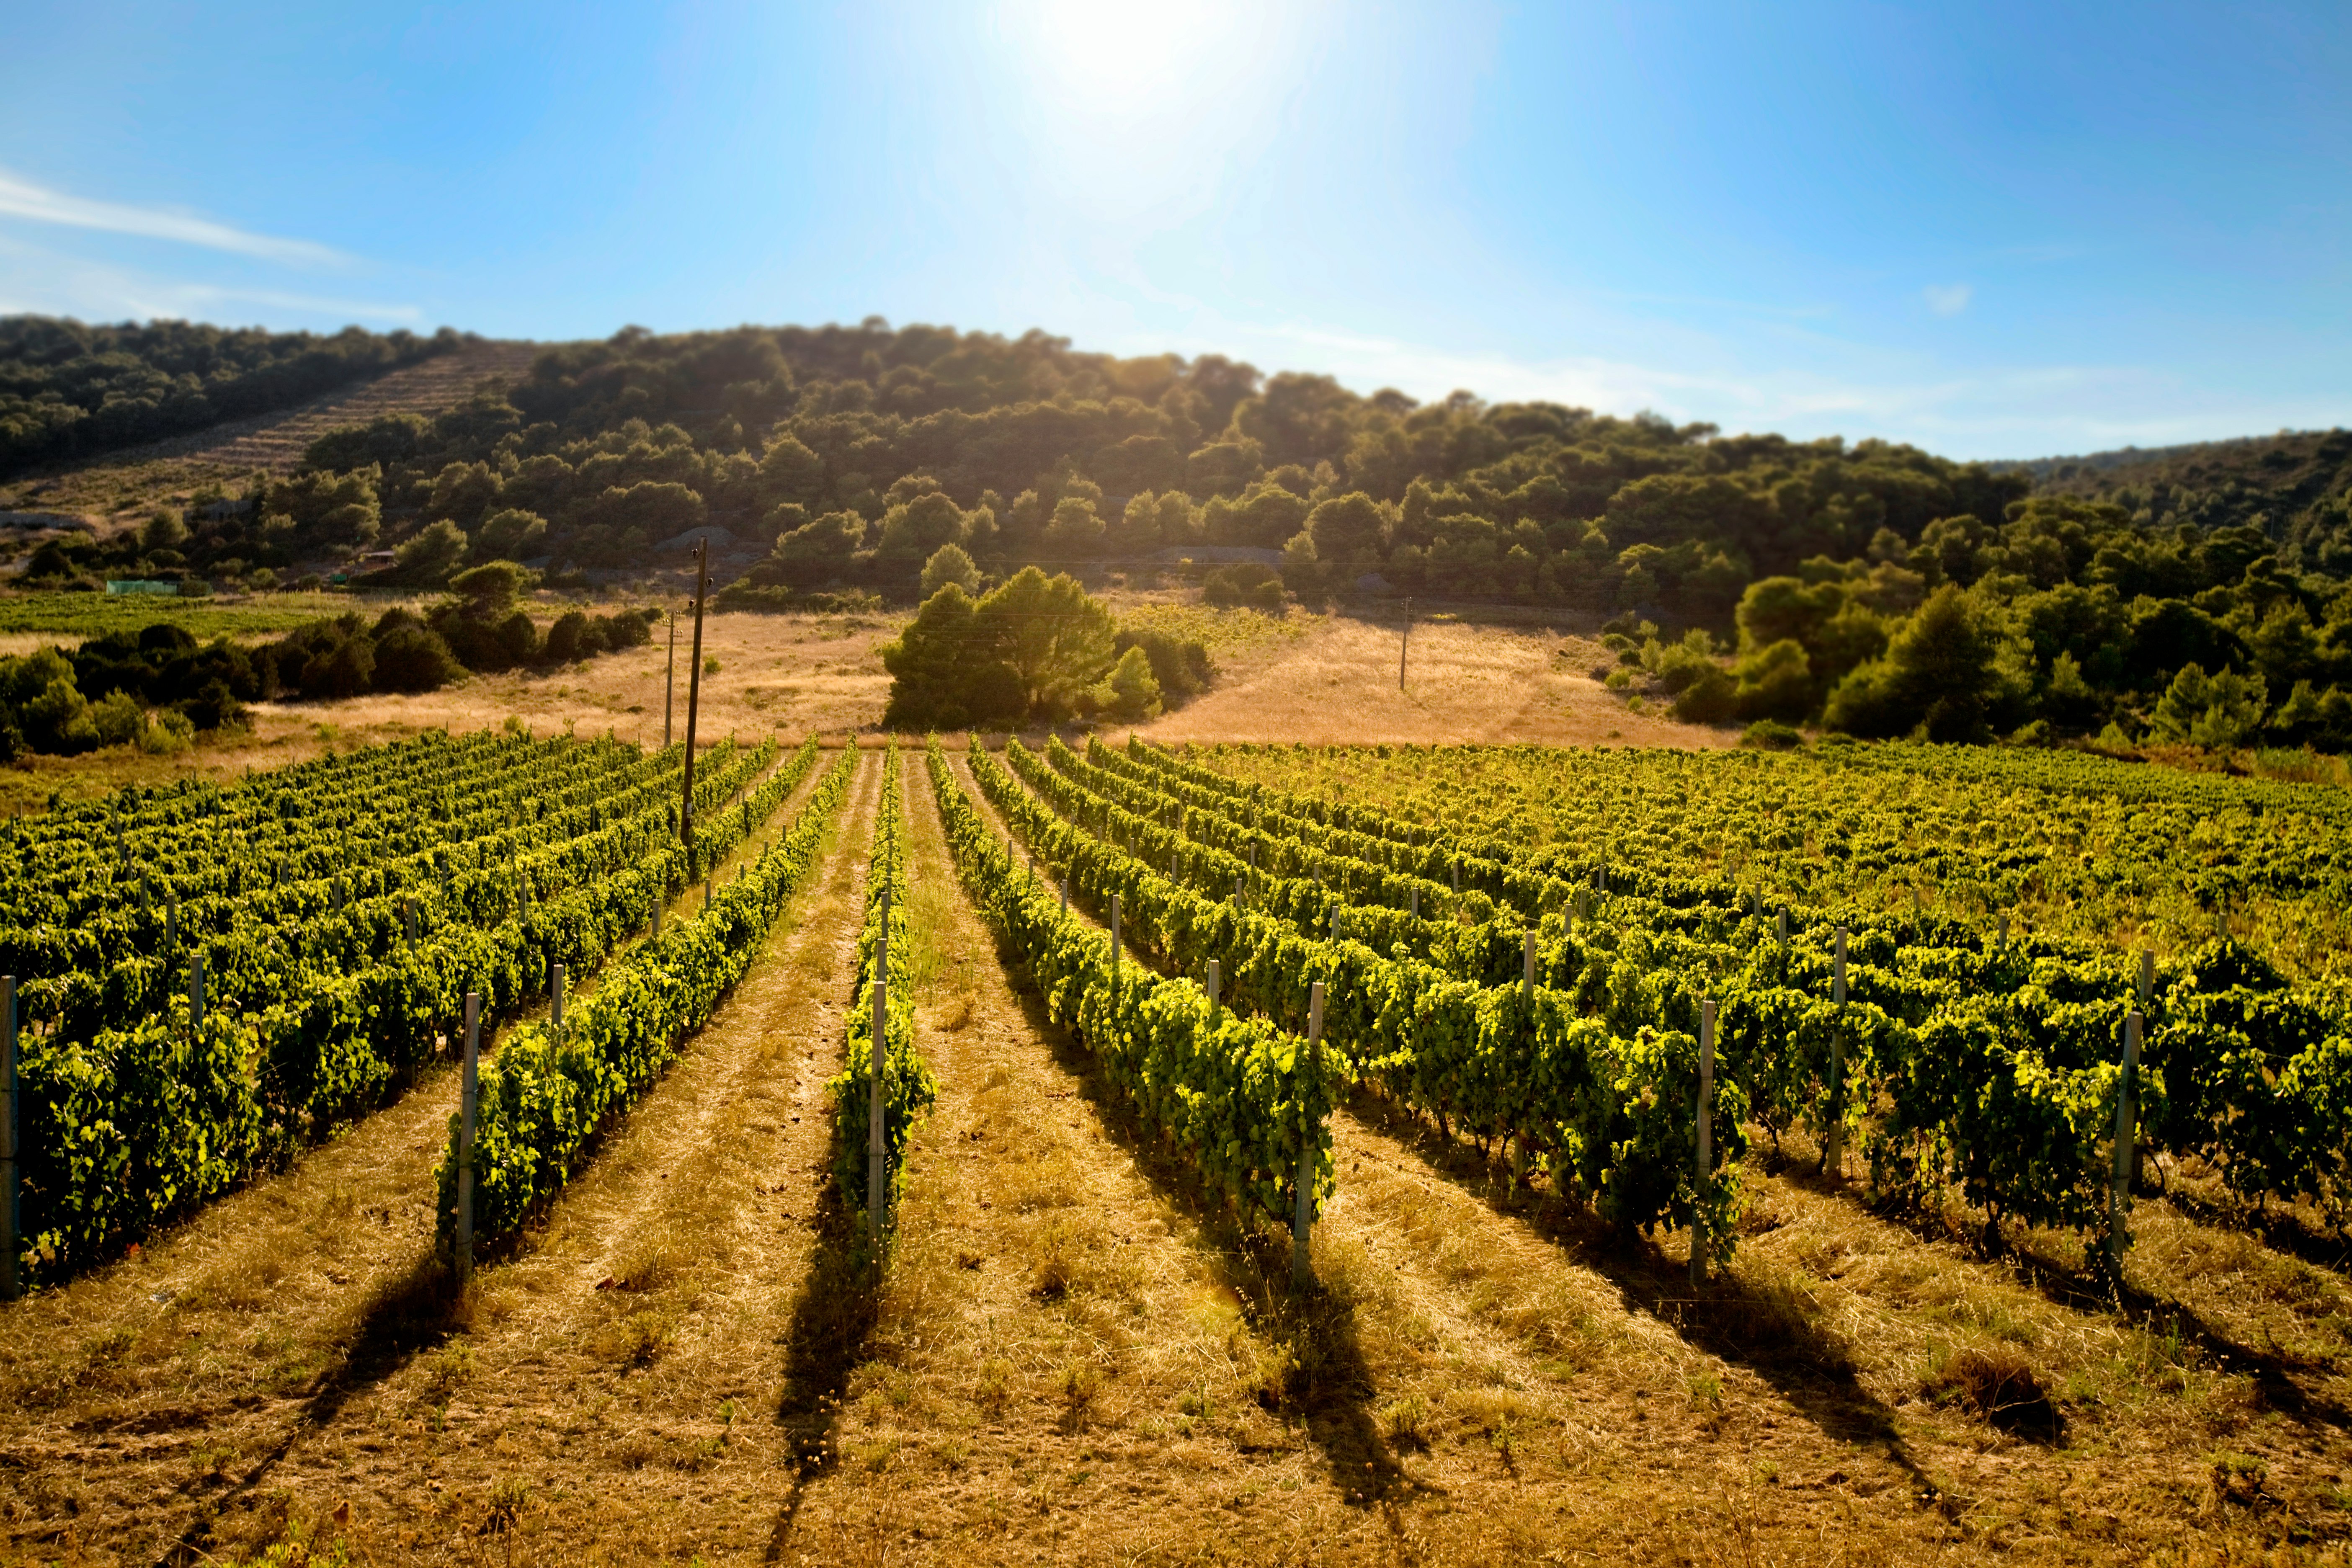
(2, 1, 2346, 460)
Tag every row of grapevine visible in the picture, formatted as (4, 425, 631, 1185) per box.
(1170, 740, 2352, 945)
(827, 745, 937, 1217)
(3, 731, 660, 930)
(13, 739, 818, 1287)
(17, 739, 769, 1047)
(928, 740, 1336, 1234)
(1063, 738, 2352, 1250)
(440, 745, 856, 1250)
(963, 740, 1737, 1256)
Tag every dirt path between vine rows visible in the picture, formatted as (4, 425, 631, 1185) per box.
(941, 741, 2352, 1563)
(0, 745, 829, 1565)
(121, 748, 885, 1563)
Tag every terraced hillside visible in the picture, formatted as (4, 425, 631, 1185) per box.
(125, 338, 543, 474)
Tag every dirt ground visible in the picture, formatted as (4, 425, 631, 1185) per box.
(0, 602, 1724, 815)
(4, 743, 2350, 1563)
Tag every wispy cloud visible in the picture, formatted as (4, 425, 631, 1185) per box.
(1122, 313, 2336, 460)
(0, 233, 418, 325)
(1923, 283, 1973, 317)
(0, 167, 346, 267)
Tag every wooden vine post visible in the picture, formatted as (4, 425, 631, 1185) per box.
(1110, 895, 1123, 993)
(552, 963, 566, 1042)
(1293, 981, 1326, 1287)
(869, 882, 889, 1229)
(681, 539, 710, 856)
(456, 991, 481, 1289)
(1206, 959, 1221, 1024)
(2, 975, 16, 1302)
(1824, 926, 1849, 1177)
(2108, 1009, 2143, 1276)
(1692, 997, 1716, 1287)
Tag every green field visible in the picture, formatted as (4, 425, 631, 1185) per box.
(0, 590, 398, 642)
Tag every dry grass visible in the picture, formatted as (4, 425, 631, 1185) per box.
(1132, 610, 1733, 748)
(16, 738, 2352, 1562)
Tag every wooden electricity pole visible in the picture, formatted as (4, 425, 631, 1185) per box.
(681, 540, 710, 855)
(1398, 597, 1412, 689)
(664, 609, 677, 747)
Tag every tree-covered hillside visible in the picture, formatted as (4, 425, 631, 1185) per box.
(2000, 428, 2352, 575)
(88, 317, 2352, 750)
(0, 316, 463, 477)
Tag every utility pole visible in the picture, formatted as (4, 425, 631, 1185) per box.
(664, 609, 677, 748)
(681, 539, 709, 856)
(1398, 596, 1412, 690)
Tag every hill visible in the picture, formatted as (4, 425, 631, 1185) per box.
(10, 315, 2352, 756)
(0, 316, 466, 478)
(1998, 427, 2352, 575)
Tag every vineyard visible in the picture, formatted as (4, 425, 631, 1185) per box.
(2, 735, 2352, 1565)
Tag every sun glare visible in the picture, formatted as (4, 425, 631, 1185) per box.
(1019, 0, 1250, 113)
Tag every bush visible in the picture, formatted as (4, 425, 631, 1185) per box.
(543, 609, 607, 664)
(373, 624, 462, 692)
(1203, 562, 1285, 611)
(1113, 628, 1211, 701)
(1740, 719, 1804, 750)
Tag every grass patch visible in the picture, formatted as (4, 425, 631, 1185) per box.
(0, 590, 384, 642)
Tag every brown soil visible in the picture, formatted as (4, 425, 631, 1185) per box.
(0, 746, 825, 1564)
(1132, 613, 1729, 749)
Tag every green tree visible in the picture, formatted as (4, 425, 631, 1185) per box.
(975, 567, 1117, 719)
(920, 542, 981, 598)
(141, 510, 188, 554)
(397, 519, 469, 583)
(476, 508, 549, 561)
(1104, 644, 1163, 721)
(2151, 664, 2267, 748)
(1822, 585, 2030, 742)
(879, 584, 989, 730)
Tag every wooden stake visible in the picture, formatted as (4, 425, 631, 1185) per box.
(1825, 927, 1848, 1176)
(190, 952, 205, 1035)
(681, 539, 710, 856)
(1207, 959, 1221, 1024)
(552, 963, 566, 1041)
(1111, 895, 1122, 992)
(456, 991, 480, 1289)
(2109, 1010, 2143, 1275)
(870, 883, 890, 1225)
(1692, 998, 1716, 1287)
(2, 974, 17, 1302)
(1293, 981, 1325, 1287)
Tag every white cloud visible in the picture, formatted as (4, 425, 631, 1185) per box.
(0, 233, 418, 325)
(1101, 311, 2341, 459)
(0, 167, 346, 267)
(1923, 283, 1973, 317)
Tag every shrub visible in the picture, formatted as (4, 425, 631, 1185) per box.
(543, 609, 607, 664)
(373, 624, 462, 692)
(1740, 719, 1804, 750)
(1203, 562, 1285, 611)
(1112, 627, 1210, 701)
